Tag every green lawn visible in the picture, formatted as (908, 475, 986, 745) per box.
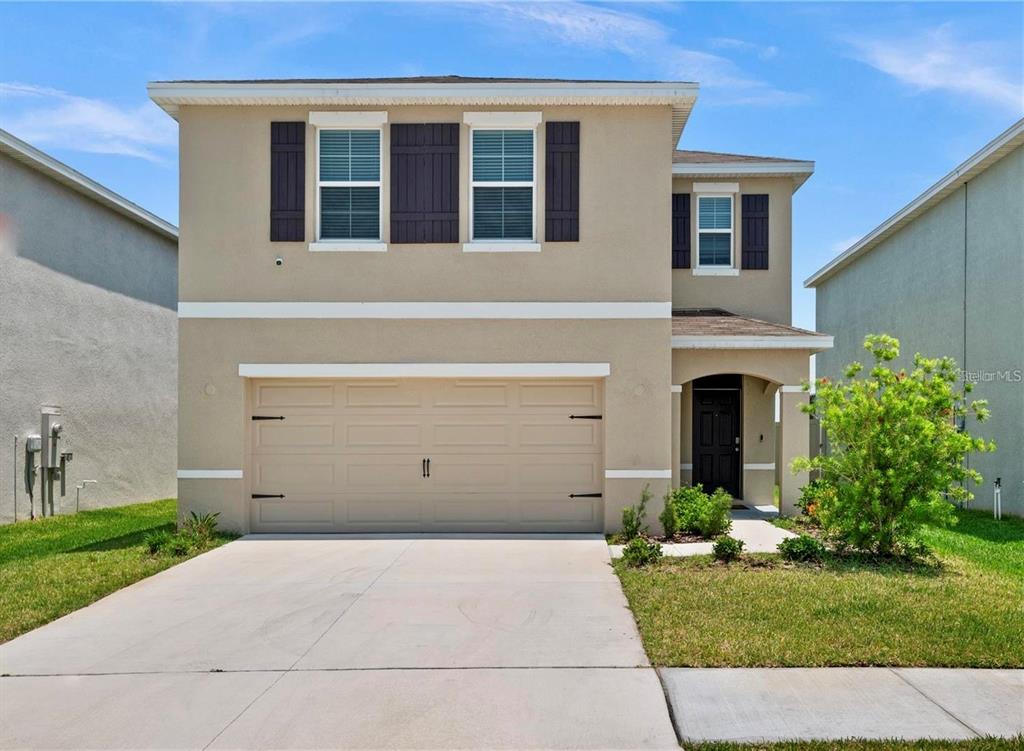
(684, 741, 1023, 751)
(0, 499, 234, 643)
(615, 509, 1024, 667)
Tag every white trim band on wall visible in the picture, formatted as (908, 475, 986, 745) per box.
(779, 385, 806, 393)
(743, 463, 776, 471)
(605, 469, 673, 479)
(179, 302, 672, 320)
(671, 385, 683, 393)
(680, 463, 694, 471)
(239, 362, 612, 379)
(177, 469, 243, 479)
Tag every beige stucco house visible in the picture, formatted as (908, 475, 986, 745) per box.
(149, 76, 831, 534)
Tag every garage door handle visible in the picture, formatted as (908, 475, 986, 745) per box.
(426, 458, 431, 478)
(569, 414, 602, 420)
(252, 493, 285, 499)
(569, 493, 602, 498)
(251, 416, 285, 421)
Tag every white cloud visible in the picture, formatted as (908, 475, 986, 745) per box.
(0, 83, 176, 162)
(478, 2, 803, 106)
(847, 24, 1023, 114)
(709, 37, 779, 61)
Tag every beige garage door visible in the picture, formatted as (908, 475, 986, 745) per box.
(248, 379, 604, 533)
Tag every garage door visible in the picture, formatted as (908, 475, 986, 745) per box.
(248, 378, 604, 533)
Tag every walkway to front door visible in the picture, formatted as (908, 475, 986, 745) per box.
(0, 536, 678, 750)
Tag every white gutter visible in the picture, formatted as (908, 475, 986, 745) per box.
(805, 117, 1024, 288)
(672, 161, 814, 176)
(0, 128, 178, 242)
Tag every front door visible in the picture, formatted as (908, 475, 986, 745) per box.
(692, 377, 741, 498)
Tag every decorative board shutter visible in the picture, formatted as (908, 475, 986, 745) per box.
(671, 193, 691, 268)
(270, 122, 305, 242)
(390, 123, 459, 243)
(544, 122, 580, 242)
(741, 194, 769, 269)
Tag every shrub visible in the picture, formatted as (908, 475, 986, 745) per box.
(658, 491, 679, 538)
(797, 479, 834, 521)
(182, 511, 220, 541)
(621, 536, 663, 568)
(144, 529, 174, 555)
(778, 534, 826, 562)
(712, 535, 744, 562)
(794, 334, 995, 556)
(621, 484, 651, 541)
(664, 484, 733, 539)
(167, 535, 193, 557)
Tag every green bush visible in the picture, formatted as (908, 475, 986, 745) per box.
(778, 534, 826, 562)
(712, 535, 744, 562)
(663, 484, 733, 539)
(794, 334, 995, 556)
(144, 529, 174, 555)
(658, 491, 679, 538)
(621, 536, 663, 568)
(621, 484, 651, 541)
(182, 510, 220, 541)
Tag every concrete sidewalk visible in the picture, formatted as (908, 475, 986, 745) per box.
(660, 667, 1024, 742)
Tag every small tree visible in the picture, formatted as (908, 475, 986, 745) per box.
(793, 334, 995, 556)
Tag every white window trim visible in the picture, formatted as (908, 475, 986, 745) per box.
(313, 118, 386, 248)
(465, 117, 540, 251)
(695, 193, 734, 271)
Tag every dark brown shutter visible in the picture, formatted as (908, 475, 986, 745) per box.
(545, 121, 580, 242)
(741, 194, 769, 269)
(270, 122, 305, 242)
(390, 123, 459, 243)
(672, 193, 690, 268)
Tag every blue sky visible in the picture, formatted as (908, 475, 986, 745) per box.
(1, 2, 1021, 328)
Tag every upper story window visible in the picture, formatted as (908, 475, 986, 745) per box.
(470, 129, 535, 241)
(697, 195, 733, 267)
(317, 128, 382, 241)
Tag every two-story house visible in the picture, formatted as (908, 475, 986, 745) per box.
(149, 76, 831, 534)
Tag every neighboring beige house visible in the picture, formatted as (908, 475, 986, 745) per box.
(149, 76, 831, 534)
(0, 129, 178, 523)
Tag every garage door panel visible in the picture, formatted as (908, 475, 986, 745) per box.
(433, 381, 510, 408)
(255, 498, 334, 526)
(254, 383, 335, 408)
(520, 458, 601, 489)
(519, 381, 600, 408)
(344, 420, 423, 448)
(254, 457, 337, 491)
(345, 456, 425, 488)
(345, 498, 422, 524)
(432, 420, 510, 448)
(343, 381, 424, 408)
(519, 420, 601, 450)
(432, 498, 511, 524)
(520, 498, 599, 524)
(253, 418, 335, 450)
(429, 459, 510, 489)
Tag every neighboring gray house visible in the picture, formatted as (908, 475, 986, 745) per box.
(807, 119, 1024, 517)
(0, 129, 178, 523)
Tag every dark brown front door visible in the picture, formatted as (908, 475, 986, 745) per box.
(692, 376, 741, 498)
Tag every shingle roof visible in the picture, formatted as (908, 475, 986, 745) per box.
(672, 311, 820, 338)
(158, 75, 686, 85)
(673, 149, 800, 165)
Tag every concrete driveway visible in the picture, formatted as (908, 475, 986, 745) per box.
(0, 535, 677, 750)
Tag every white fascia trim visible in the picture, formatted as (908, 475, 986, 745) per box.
(605, 469, 673, 479)
(179, 301, 671, 319)
(309, 111, 387, 127)
(805, 119, 1024, 288)
(309, 242, 387, 252)
(177, 469, 243, 479)
(672, 335, 834, 350)
(670, 384, 683, 393)
(462, 242, 541, 253)
(779, 385, 806, 393)
(744, 463, 776, 471)
(0, 128, 178, 241)
(693, 181, 739, 193)
(238, 362, 611, 379)
(464, 111, 542, 127)
(675, 163, 814, 178)
(692, 267, 739, 276)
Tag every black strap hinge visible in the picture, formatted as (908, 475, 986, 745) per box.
(252, 415, 285, 421)
(569, 414, 602, 420)
(569, 492, 602, 499)
(252, 493, 285, 499)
